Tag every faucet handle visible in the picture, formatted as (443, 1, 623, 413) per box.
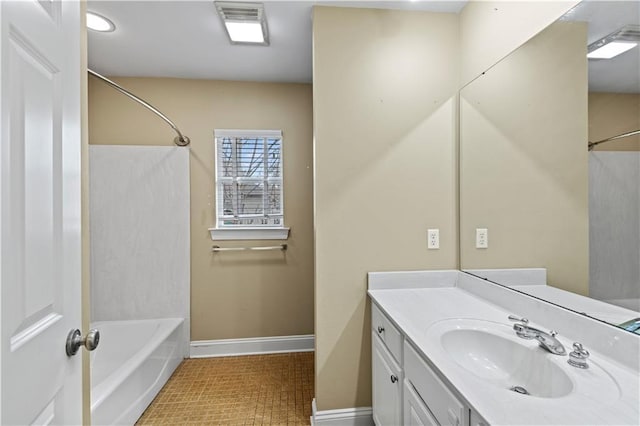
(508, 315, 529, 324)
(568, 342, 590, 369)
(572, 342, 589, 356)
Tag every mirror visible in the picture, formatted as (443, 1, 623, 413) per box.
(460, 0, 640, 333)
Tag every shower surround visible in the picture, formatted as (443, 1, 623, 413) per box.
(589, 151, 640, 311)
(89, 145, 191, 352)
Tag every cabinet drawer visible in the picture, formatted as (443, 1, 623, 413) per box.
(404, 342, 467, 426)
(372, 303, 403, 362)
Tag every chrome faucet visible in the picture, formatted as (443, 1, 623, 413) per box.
(508, 315, 566, 355)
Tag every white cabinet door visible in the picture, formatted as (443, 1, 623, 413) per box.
(372, 332, 402, 426)
(1, 0, 82, 424)
(405, 342, 467, 426)
(470, 409, 489, 426)
(403, 380, 439, 426)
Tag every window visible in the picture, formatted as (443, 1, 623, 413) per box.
(211, 129, 288, 240)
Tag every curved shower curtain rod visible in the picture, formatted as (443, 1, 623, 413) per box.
(88, 69, 190, 146)
(588, 129, 640, 151)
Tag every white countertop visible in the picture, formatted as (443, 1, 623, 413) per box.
(368, 285, 640, 426)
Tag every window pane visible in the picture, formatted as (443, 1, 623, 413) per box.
(237, 182, 264, 216)
(237, 138, 264, 178)
(266, 182, 282, 215)
(219, 182, 234, 216)
(267, 138, 281, 178)
(219, 138, 234, 178)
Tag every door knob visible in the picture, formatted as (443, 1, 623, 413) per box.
(66, 329, 100, 356)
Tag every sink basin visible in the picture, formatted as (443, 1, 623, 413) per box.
(439, 326, 573, 398)
(425, 319, 622, 403)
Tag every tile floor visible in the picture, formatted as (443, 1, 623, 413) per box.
(136, 352, 314, 425)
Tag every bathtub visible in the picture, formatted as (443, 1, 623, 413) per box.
(90, 318, 184, 426)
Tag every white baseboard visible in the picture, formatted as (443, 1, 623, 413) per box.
(190, 334, 314, 358)
(311, 399, 374, 426)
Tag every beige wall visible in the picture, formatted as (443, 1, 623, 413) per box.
(313, 6, 459, 410)
(460, 0, 579, 85)
(460, 21, 589, 295)
(88, 78, 314, 340)
(590, 92, 640, 151)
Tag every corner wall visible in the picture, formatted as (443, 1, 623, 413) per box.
(313, 6, 459, 410)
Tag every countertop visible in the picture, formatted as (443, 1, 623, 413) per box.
(368, 286, 640, 426)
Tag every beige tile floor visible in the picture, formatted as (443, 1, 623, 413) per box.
(136, 352, 314, 425)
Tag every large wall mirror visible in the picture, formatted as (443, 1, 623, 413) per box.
(460, 0, 639, 334)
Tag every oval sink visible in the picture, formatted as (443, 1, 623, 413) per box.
(440, 327, 574, 398)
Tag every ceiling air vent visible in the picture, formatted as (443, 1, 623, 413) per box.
(215, 2, 269, 46)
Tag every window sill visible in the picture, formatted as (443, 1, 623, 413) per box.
(208, 227, 290, 241)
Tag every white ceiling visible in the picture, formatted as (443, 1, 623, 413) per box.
(87, 1, 467, 83)
(88, 0, 640, 92)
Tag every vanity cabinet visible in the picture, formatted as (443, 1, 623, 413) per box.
(372, 302, 486, 426)
(372, 304, 404, 425)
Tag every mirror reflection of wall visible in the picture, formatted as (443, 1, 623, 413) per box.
(586, 2, 640, 314)
(460, 0, 640, 331)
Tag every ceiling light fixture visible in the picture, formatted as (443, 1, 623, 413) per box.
(587, 41, 637, 59)
(215, 2, 269, 46)
(86, 11, 116, 32)
(587, 25, 640, 59)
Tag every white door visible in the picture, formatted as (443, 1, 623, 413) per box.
(1, 0, 83, 425)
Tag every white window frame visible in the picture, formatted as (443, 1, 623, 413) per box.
(209, 129, 289, 241)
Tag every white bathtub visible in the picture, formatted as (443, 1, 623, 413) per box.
(90, 318, 184, 425)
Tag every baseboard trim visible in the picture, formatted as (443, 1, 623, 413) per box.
(190, 334, 314, 358)
(311, 399, 374, 426)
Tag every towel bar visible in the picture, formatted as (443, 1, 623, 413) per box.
(211, 244, 287, 252)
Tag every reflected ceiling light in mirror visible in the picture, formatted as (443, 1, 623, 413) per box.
(587, 25, 640, 59)
(86, 11, 116, 32)
(587, 41, 637, 59)
(215, 1, 269, 46)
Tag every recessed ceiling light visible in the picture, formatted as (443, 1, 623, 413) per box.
(215, 2, 269, 46)
(87, 11, 115, 32)
(224, 22, 264, 44)
(587, 41, 637, 59)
